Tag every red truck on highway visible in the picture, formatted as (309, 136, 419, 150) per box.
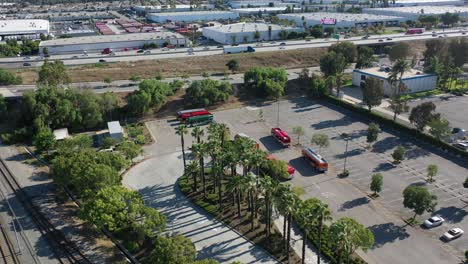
(101, 48, 113, 54)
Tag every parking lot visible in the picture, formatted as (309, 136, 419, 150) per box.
(140, 97, 467, 264)
(404, 94, 468, 130)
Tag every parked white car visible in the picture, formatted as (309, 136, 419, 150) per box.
(423, 216, 444, 228)
(442, 228, 464, 241)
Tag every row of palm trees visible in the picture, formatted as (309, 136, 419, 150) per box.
(176, 123, 374, 264)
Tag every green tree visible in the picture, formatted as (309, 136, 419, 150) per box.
(226, 59, 239, 73)
(428, 118, 451, 140)
(388, 59, 411, 120)
(0, 69, 22, 85)
(176, 125, 189, 171)
(33, 127, 55, 153)
(0, 94, 7, 121)
(292, 126, 305, 145)
(392, 145, 406, 164)
(103, 77, 112, 87)
(116, 141, 142, 162)
(440, 12, 459, 27)
(146, 235, 196, 264)
(370, 173, 383, 197)
(426, 164, 438, 183)
(361, 77, 384, 111)
(127, 91, 151, 116)
(403, 185, 437, 221)
(464, 178, 468, 188)
(311, 133, 329, 153)
(100, 92, 119, 121)
(254, 30, 261, 41)
(185, 79, 232, 107)
(308, 73, 327, 98)
(301, 198, 331, 264)
(388, 42, 411, 62)
(328, 41, 357, 64)
(355, 46, 375, 69)
(244, 67, 288, 98)
(129, 74, 142, 83)
(261, 158, 290, 181)
(366, 123, 380, 147)
(37, 60, 70, 86)
(320, 51, 346, 78)
(259, 176, 277, 238)
(409, 102, 440, 131)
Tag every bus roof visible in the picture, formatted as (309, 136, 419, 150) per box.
(177, 108, 206, 116)
(303, 147, 327, 163)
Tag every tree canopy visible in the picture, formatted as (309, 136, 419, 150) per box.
(320, 51, 346, 78)
(38, 60, 71, 86)
(185, 79, 232, 107)
(361, 77, 384, 111)
(328, 42, 357, 64)
(126, 79, 175, 116)
(0, 69, 22, 85)
(146, 235, 196, 264)
(409, 102, 440, 131)
(403, 185, 437, 220)
(243, 67, 287, 98)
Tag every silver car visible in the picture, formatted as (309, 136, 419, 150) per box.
(423, 216, 444, 228)
(442, 228, 464, 241)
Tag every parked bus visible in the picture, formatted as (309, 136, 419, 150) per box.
(302, 147, 328, 172)
(406, 28, 425, 34)
(271, 128, 291, 147)
(176, 108, 207, 120)
(234, 133, 260, 149)
(266, 155, 295, 179)
(179, 110, 212, 121)
(185, 114, 213, 127)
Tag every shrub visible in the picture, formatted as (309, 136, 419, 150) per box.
(392, 145, 406, 164)
(185, 79, 232, 107)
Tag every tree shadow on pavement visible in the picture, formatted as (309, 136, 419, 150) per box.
(433, 206, 467, 224)
(338, 197, 370, 212)
(405, 145, 431, 160)
(368, 223, 410, 248)
(372, 136, 400, 153)
(335, 148, 365, 159)
(373, 162, 396, 172)
(311, 116, 354, 130)
(259, 136, 286, 153)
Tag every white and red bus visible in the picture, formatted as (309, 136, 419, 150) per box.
(266, 155, 295, 179)
(234, 133, 260, 149)
(302, 147, 328, 172)
(176, 108, 206, 120)
(178, 109, 211, 121)
(406, 28, 425, 34)
(271, 128, 291, 147)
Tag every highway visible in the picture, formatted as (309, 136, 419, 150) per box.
(2, 28, 467, 69)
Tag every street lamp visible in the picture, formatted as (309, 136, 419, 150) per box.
(341, 132, 350, 177)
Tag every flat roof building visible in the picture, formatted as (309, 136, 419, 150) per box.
(352, 67, 437, 96)
(133, 4, 215, 14)
(232, 7, 300, 15)
(39, 32, 189, 54)
(229, 0, 299, 8)
(0, 19, 49, 38)
(53, 128, 69, 141)
(203, 22, 302, 44)
(147, 11, 239, 23)
(277, 13, 404, 28)
(390, 0, 465, 7)
(107, 121, 123, 141)
(364, 6, 468, 20)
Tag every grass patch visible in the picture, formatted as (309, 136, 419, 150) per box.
(403, 218, 421, 226)
(400, 89, 443, 101)
(125, 122, 153, 145)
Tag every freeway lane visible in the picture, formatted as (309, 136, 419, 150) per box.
(2, 28, 467, 69)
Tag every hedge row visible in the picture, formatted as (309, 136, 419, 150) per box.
(324, 96, 468, 160)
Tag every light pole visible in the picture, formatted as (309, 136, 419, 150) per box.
(276, 98, 280, 127)
(341, 133, 350, 175)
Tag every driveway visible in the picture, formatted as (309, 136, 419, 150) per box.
(122, 120, 278, 264)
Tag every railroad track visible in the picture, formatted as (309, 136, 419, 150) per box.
(0, 219, 20, 264)
(0, 158, 92, 264)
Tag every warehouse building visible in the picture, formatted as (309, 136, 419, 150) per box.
(133, 4, 215, 15)
(39, 32, 189, 54)
(277, 13, 403, 28)
(202, 22, 302, 44)
(389, 0, 465, 7)
(229, 0, 299, 8)
(352, 67, 437, 96)
(232, 7, 300, 16)
(147, 11, 239, 23)
(364, 6, 468, 20)
(0, 19, 49, 39)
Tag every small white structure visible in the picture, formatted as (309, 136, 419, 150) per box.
(352, 67, 437, 96)
(364, 6, 468, 20)
(147, 11, 239, 23)
(203, 22, 302, 44)
(277, 13, 403, 28)
(107, 121, 123, 141)
(39, 32, 189, 54)
(53, 128, 69, 141)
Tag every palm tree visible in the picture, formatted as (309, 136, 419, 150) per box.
(191, 126, 204, 144)
(259, 176, 277, 238)
(245, 172, 257, 231)
(325, 75, 336, 95)
(175, 125, 188, 171)
(330, 220, 351, 264)
(388, 59, 410, 120)
(310, 199, 332, 264)
(185, 161, 200, 192)
(226, 175, 248, 218)
(191, 143, 207, 196)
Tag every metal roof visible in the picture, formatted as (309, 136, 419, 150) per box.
(0, 19, 49, 35)
(107, 121, 123, 135)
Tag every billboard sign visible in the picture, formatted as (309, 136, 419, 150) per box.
(320, 18, 337, 25)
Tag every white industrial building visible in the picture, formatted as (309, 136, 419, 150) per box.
(0, 19, 49, 39)
(229, 0, 299, 8)
(364, 6, 468, 20)
(203, 22, 302, 44)
(352, 67, 437, 96)
(389, 0, 465, 7)
(134, 4, 215, 14)
(147, 11, 239, 23)
(278, 13, 403, 28)
(232, 7, 300, 16)
(39, 32, 189, 54)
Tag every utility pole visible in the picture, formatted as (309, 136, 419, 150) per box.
(341, 133, 350, 174)
(276, 98, 280, 127)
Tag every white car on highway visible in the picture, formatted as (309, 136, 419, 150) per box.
(442, 228, 464, 241)
(423, 216, 444, 228)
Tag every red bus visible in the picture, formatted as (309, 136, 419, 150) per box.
(406, 28, 425, 34)
(179, 110, 211, 121)
(302, 147, 328, 172)
(176, 108, 207, 120)
(266, 155, 295, 179)
(234, 133, 260, 149)
(271, 128, 291, 147)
